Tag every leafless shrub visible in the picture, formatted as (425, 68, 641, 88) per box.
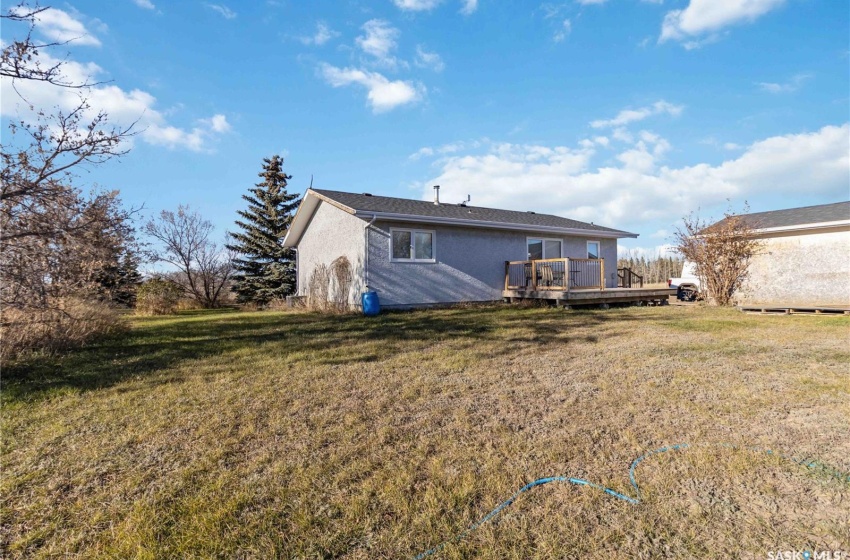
(306, 264, 332, 312)
(266, 298, 291, 311)
(674, 204, 763, 306)
(304, 257, 355, 313)
(0, 298, 124, 361)
(330, 256, 353, 311)
(175, 299, 204, 312)
(135, 278, 182, 316)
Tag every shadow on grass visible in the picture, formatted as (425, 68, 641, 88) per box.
(3, 304, 646, 404)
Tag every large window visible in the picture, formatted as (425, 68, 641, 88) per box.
(391, 228, 435, 262)
(587, 241, 600, 259)
(527, 238, 562, 260)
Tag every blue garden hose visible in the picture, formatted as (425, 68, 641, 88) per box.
(413, 442, 850, 559)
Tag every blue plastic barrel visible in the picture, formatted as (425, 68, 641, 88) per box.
(361, 291, 380, 316)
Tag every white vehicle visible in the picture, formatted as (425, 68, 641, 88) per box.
(667, 261, 701, 301)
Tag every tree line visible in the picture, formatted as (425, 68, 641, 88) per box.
(617, 254, 685, 286)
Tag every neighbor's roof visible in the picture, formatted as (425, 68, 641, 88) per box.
(712, 201, 850, 233)
(283, 189, 637, 247)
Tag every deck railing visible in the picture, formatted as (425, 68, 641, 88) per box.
(504, 258, 604, 291)
(617, 267, 644, 288)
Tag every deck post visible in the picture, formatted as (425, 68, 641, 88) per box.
(531, 259, 537, 291)
(600, 259, 605, 290)
(504, 261, 510, 291)
(565, 258, 570, 294)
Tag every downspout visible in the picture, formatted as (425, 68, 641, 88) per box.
(364, 214, 377, 292)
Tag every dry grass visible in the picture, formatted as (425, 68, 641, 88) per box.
(0, 299, 125, 362)
(2, 305, 849, 558)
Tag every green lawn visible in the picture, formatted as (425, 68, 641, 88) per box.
(2, 305, 849, 558)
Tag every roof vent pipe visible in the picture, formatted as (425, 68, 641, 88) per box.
(433, 185, 440, 205)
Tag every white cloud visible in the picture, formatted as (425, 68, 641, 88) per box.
(319, 64, 423, 113)
(540, 3, 566, 18)
(391, 0, 474, 13)
(612, 128, 634, 143)
(577, 0, 607, 4)
(660, 0, 785, 46)
(300, 21, 339, 46)
(554, 19, 572, 42)
(203, 114, 231, 133)
(460, 0, 478, 14)
(414, 46, 445, 72)
(15, 7, 102, 47)
(392, 0, 443, 11)
(132, 0, 156, 9)
(723, 142, 743, 150)
(414, 124, 848, 231)
(410, 147, 435, 160)
(758, 73, 811, 94)
(409, 139, 482, 160)
(590, 100, 683, 129)
(1, 51, 230, 152)
(356, 19, 401, 67)
(205, 3, 237, 19)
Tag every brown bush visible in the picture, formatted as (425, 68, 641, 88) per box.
(135, 279, 182, 316)
(0, 298, 125, 362)
(306, 264, 332, 312)
(176, 298, 204, 311)
(266, 298, 291, 311)
(303, 257, 355, 313)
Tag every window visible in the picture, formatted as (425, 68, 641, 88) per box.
(390, 228, 435, 262)
(527, 238, 562, 260)
(587, 241, 600, 259)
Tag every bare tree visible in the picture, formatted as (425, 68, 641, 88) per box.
(1, 2, 139, 359)
(144, 206, 234, 308)
(1, 4, 102, 87)
(674, 205, 763, 306)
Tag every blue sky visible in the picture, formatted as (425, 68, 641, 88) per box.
(2, 0, 848, 255)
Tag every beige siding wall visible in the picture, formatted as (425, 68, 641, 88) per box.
(296, 201, 366, 306)
(735, 229, 850, 307)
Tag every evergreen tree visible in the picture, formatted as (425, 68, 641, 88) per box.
(227, 155, 300, 304)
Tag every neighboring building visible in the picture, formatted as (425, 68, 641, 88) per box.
(725, 201, 850, 308)
(282, 187, 638, 308)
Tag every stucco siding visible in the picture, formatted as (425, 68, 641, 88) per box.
(296, 201, 366, 306)
(366, 221, 618, 307)
(736, 229, 850, 307)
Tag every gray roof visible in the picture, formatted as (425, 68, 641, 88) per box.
(312, 189, 634, 236)
(715, 201, 850, 230)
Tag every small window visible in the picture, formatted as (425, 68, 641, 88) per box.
(391, 228, 435, 262)
(587, 241, 600, 259)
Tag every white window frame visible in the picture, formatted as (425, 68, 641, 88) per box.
(526, 237, 564, 260)
(586, 240, 601, 260)
(390, 227, 437, 263)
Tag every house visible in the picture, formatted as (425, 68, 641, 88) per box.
(282, 187, 653, 309)
(719, 201, 850, 310)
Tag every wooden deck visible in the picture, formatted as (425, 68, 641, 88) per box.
(503, 286, 676, 306)
(503, 258, 674, 306)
